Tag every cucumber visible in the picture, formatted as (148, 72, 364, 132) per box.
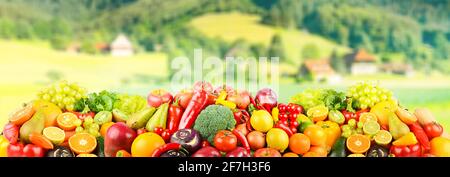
(329, 137, 347, 157)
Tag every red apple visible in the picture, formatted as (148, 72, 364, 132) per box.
(227, 90, 251, 109)
(147, 89, 173, 108)
(193, 81, 213, 93)
(214, 85, 235, 95)
(175, 89, 194, 109)
(104, 122, 137, 157)
(253, 148, 281, 157)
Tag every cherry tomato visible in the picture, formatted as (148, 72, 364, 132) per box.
(161, 129, 172, 142)
(279, 113, 288, 120)
(290, 127, 297, 134)
(213, 130, 237, 152)
(291, 121, 299, 127)
(290, 113, 298, 120)
(201, 140, 210, 147)
(279, 119, 288, 126)
(153, 127, 163, 135)
(278, 104, 287, 112)
(294, 105, 304, 114)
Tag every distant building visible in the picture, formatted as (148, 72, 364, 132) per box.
(95, 42, 110, 53)
(299, 59, 340, 83)
(110, 34, 134, 57)
(380, 63, 415, 77)
(65, 42, 80, 54)
(344, 49, 377, 75)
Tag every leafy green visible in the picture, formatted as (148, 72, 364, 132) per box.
(323, 90, 346, 111)
(290, 89, 346, 111)
(193, 105, 236, 144)
(73, 90, 117, 113)
(113, 94, 148, 116)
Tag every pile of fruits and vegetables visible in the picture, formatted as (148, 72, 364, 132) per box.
(1, 80, 449, 157)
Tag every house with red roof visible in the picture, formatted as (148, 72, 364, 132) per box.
(344, 49, 378, 75)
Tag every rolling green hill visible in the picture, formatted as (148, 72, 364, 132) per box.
(189, 12, 350, 67)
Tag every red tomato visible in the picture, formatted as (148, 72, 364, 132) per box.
(423, 122, 443, 139)
(213, 130, 237, 152)
(161, 129, 172, 142)
(227, 90, 251, 109)
(147, 89, 173, 108)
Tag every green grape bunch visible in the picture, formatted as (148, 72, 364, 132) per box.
(347, 81, 394, 110)
(36, 80, 87, 111)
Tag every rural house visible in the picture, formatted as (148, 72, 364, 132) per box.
(380, 63, 415, 77)
(344, 49, 377, 75)
(111, 34, 134, 57)
(299, 59, 340, 83)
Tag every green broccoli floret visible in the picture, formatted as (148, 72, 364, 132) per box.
(193, 105, 236, 144)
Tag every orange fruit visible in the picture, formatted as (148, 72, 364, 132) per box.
(57, 112, 78, 131)
(304, 125, 327, 146)
(430, 137, 450, 157)
(283, 152, 299, 157)
(100, 122, 115, 137)
(69, 133, 97, 154)
(302, 151, 321, 157)
(131, 132, 165, 157)
(29, 133, 54, 149)
(346, 134, 371, 154)
(9, 103, 35, 126)
(289, 133, 310, 155)
(309, 146, 328, 157)
(77, 154, 98, 157)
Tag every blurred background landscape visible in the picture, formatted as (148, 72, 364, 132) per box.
(0, 0, 449, 131)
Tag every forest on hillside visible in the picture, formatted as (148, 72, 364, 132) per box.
(0, 0, 449, 73)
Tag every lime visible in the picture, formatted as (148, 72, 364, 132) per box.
(363, 120, 380, 135)
(43, 126, 66, 145)
(359, 112, 378, 123)
(374, 130, 392, 146)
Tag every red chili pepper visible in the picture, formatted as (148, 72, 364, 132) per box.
(178, 90, 208, 130)
(245, 118, 253, 132)
(3, 123, 19, 144)
(249, 96, 265, 111)
(233, 109, 250, 124)
(232, 129, 250, 153)
(390, 144, 422, 157)
(151, 143, 183, 157)
(275, 123, 294, 137)
(409, 122, 431, 151)
(167, 99, 184, 133)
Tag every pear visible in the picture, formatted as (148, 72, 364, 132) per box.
(20, 109, 45, 143)
(388, 112, 410, 140)
(126, 107, 156, 129)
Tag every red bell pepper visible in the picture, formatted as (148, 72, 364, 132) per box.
(151, 143, 183, 157)
(7, 143, 45, 157)
(232, 129, 250, 153)
(3, 123, 19, 144)
(390, 144, 422, 157)
(178, 90, 208, 130)
(167, 100, 184, 133)
(409, 122, 431, 151)
(23, 144, 45, 157)
(7, 143, 24, 157)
